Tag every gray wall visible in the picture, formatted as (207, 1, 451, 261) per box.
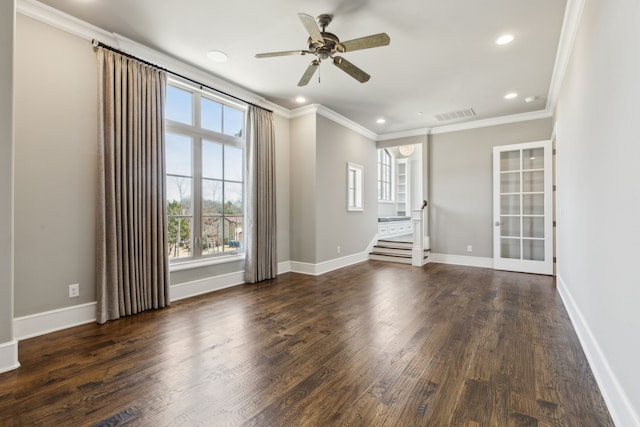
(0, 0, 15, 343)
(555, 0, 640, 422)
(315, 115, 377, 262)
(289, 114, 317, 263)
(429, 119, 552, 257)
(14, 15, 97, 316)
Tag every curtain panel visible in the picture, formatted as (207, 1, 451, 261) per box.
(96, 47, 170, 324)
(244, 106, 277, 283)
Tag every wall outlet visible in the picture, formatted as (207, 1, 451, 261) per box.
(466, 245, 473, 252)
(69, 283, 80, 298)
(337, 245, 341, 254)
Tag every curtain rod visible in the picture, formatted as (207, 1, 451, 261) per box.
(92, 40, 273, 113)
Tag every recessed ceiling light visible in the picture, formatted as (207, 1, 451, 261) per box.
(295, 96, 306, 104)
(495, 34, 515, 45)
(504, 92, 518, 100)
(206, 50, 228, 62)
(417, 112, 423, 116)
(376, 118, 386, 124)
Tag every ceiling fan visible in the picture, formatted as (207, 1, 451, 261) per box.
(255, 13, 390, 86)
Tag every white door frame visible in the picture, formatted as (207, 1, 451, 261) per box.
(493, 140, 553, 275)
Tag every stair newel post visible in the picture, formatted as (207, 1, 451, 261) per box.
(411, 200, 428, 267)
(411, 209, 424, 267)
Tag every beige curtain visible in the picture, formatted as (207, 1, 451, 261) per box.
(244, 106, 277, 283)
(96, 47, 170, 324)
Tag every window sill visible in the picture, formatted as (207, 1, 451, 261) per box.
(169, 253, 246, 272)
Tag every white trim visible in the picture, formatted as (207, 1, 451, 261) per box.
(546, 0, 587, 116)
(288, 236, 378, 276)
(377, 128, 430, 141)
(169, 253, 245, 272)
(0, 340, 20, 374)
(277, 261, 292, 275)
(14, 302, 96, 340)
(169, 271, 245, 302)
(430, 110, 551, 135)
(557, 276, 640, 427)
(430, 253, 494, 269)
(290, 104, 378, 141)
(289, 252, 369, 276)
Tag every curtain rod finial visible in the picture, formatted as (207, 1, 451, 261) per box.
(92, 39, 99, 48)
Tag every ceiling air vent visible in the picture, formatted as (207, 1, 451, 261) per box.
(434, 108, 476, 122)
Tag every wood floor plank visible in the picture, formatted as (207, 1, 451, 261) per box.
(0, 262, 614, 426)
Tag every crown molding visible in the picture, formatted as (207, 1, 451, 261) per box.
(546, 0, 587, 117)
(17, 0, 114, 42)
(429, 109, 551, 135)
(17, 0, 288, 118)
(377, 127, 430, 141)
(290, 104, 378, 141)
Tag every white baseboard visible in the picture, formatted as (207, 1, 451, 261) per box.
(289, 251, 371, 276)
(170, 270, 245, 301)
(278, 261, 292, 275)
(557, 275, 640, 427)
(0, 340, 20, 374)
(430, 253, 493, 269)
(14, 302, 96, 340)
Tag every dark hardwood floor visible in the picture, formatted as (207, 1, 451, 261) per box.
(0, 262, 613, 426)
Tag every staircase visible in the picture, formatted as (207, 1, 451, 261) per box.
(369, 235, 430, 265)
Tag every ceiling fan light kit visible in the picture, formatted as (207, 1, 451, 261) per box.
(255, 13, 390, 86)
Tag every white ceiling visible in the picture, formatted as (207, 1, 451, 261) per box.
(34, 0, 568, 135)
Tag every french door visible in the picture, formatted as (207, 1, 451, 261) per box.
(493, 140, 553, 275)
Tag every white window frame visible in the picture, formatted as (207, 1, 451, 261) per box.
(378, 148, 393, 202)
(165, 79, 247, 268)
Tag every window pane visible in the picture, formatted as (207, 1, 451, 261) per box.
(201, 98, 222, 133)
(224, 216, 243, 252)
(224, 145, 243, 182)
(224, 182, 243, 214)
(202, 217, 223, 255)
(202, 179, 223, 215)
(223, 105, 244, 137)
(167, 217, 191, 260)
(166, 86, 192, 125)
(166, 133, 192, 176)
(166, 176, 192, 215)
(202, 140, 223, 180)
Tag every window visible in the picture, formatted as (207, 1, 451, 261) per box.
(165, 82, 246, 262)
(378, 148, 392, 201)
(347, 162, 364, 211)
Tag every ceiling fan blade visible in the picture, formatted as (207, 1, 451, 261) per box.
(340, 33, 390, 52)
(298, 60, 320, 86)
(255, 50, 309, 58)
(333, 56, 370, 83)
(298, 13, 324, 45)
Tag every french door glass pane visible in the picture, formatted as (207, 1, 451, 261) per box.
(500, 151, 520, 172)
(166, 133, 192, 177)
(523, 216, 544, 238)
(500, 216, 520, 237)
(523, 148, 544, 170)
(501, 238, 521, 259)
(523, 171, 544, 192)
(523, 194, 544, 215)
(168, 217, 191, 260)
(523, 239, 544, 261)
(501, 172, 520, 193)
(501, 194, 520, 215)
(225, 216, 244, 251)
(224, 182, 243, 214)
